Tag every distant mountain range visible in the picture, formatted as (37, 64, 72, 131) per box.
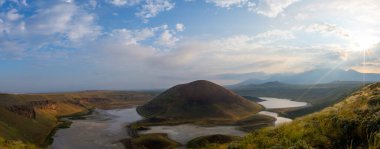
(235, 68, 380, 86)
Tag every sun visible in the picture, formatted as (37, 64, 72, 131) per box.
(351, 33, 379, 52)
(356, 39, 375, 52)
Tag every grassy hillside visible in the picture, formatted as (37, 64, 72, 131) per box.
(0, 136, 38, 149)
(202, 82, 380, 149)
(233, 81, 364, 118)
(138, 80, 263, 121)
(0, 91, 153, 148)
(187, 135, 241, 149)
(121, 133, 180, 149)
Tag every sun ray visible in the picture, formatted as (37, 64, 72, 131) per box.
(296, 60, 345, 101)
(362, 48, 366, 86)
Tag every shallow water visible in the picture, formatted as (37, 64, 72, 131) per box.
(50, 108, 142, 149)
(258, 97, 308, 125)
(139, 97, 308, 144)
(258, 111, 292, 125)
(51, 97, 309, 147)
(258, 97, 308, 109)
(140, 124, 246, 144)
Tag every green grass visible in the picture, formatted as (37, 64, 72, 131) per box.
(203, 82, 380, 149)
(121, 133, 180, 149)
(233, 81, 365, 118)
(235, 114, 276, 132)
(0, 136, 39, 149)
(187, 135, 241, 149)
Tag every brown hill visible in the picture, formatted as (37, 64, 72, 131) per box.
(137, 80, 263, 120)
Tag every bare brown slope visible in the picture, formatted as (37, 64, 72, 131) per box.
(138, 80, 263, 120)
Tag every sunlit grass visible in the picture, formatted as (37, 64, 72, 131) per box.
(0, 137, 39, 149)
(199, 83, 380, 149)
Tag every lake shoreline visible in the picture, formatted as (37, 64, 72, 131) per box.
(126, 97, 310, 145)
(50, 97, 310, 148)
(44, 108, 94, 147)
(50, 107, 143, 149)
(46, 104, 145, 148)
(254, 97, 310, 125)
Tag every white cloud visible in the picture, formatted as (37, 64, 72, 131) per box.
(27, 3, 75, 35)
(0, 39, 25, 59)
(299, 23, 376, 51)
(136, 0, 174, 22)
(27, 2, 101, 42)
(109, 0, 127, 6)
(175, 23, 185, 32)
(3, 0, 380, 90)
(20, 0, 27, 6)
(286, 0, 380, 52)
(302, 0, 380, 25)
(253, 30, 295, 43)
(92, 28, 348, 82)
(64, 0, 74, 3)
(294, 13, 307, 20)
(109, 28, 155, 45)
(151, 24, 184, 47)
(212, 30, 295, 51)
(6, 9, 23, 21)
(206, 0, 251, 8)
(108, 0, 141, 6)
(156, 29, 179, 46)
(0, 0, 5, 6)
(206, 0, 298, 17)
(87, 0, 98, 9)
(66, 14, 101, 41)
(135, 28, 156, 41)
(306, 23, 350, 38)
(2, 0, 28, 6)
(0, 1, 101, 59)
(106, 24, 182, 47)
(202, 39, 346, 74)
(254, 0, 299, 17)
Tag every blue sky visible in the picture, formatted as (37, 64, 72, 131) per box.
(1, 0, 380, 92)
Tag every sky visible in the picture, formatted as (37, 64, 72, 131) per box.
(0, 0, 380, 93)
